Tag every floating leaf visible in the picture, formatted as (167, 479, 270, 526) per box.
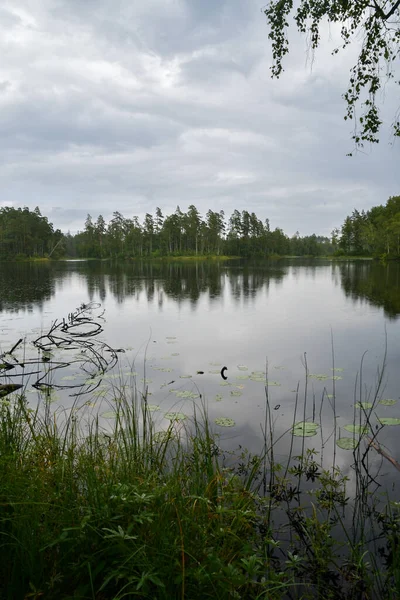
(267, 380, 281, 386)
(230, 390, 242, 397)
(215, 417, 235, 427)
(166, 336, 177, 340)
(215, 394, 223, 402)
(210, 362, 222, 366)
(140, 378, 152, 384)
(250, 376, 265, 383)
(220, 382, 231, 387)
(292, 422, 319, 437)
(147, 404, 160, 412)
(336, 437, 358, 450)
(237, 365, 248, 371)
(61, 375, 78, 381)
(209, 370, 221, 374)
(159, 368, 173, 372)
(251, 371, 265, 377)
(326, 394, 334, 399)
(164, 412, 186, 421)
(378, 417, 400, 426)
(308, 374, 329, 381)
(235, 384, 245, 390)
(331, 376, 342, 381)
(379, 399, 397, 406)
(171, 353, 180, 356)
(236, 375, 249, 380)
(332, 368, 344, 372)
(101, 411, 118, 419)
(343, 424, 369, 435)
(175, 391, 199, 399)
(153, 431, 175, 443)
(355, 402, 373, 409)
(180, 375, 192, 379)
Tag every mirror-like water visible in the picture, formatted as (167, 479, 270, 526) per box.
(1, 258, 400, 489)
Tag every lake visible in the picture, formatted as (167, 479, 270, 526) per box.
(1, 258, 400, 490)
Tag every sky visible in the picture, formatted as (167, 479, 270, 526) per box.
(0, 0, 399, 237)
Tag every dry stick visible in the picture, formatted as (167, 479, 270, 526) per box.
(367, 437, 400, 472)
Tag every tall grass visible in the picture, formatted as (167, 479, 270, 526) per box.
(0, 368, 400, 599)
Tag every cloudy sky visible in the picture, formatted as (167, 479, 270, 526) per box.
(0, 0, 399, 236)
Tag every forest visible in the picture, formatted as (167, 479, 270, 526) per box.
(1, 197, 399, 260)
(333, 195, 400, 258)
(0, 205, 332, 259)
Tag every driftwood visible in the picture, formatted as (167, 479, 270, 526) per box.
(367, 437, 400, 472)
(0, 384, 23, 398)
(0, 302, 119, 397)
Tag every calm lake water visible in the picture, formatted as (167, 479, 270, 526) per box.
(1, 258, 400, 487)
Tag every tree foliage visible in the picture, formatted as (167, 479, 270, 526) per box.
(0, 206, 64, 259)
(336, 195, 400, 256)
(264, 0, 400, 149)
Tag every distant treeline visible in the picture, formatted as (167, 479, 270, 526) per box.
(0, 206, 64, 260)
(334, 195, 400, 258)
(67, 206, 333, 258)
(4, 198, 400, 260)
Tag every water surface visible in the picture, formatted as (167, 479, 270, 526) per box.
(1, 258, 400, 487)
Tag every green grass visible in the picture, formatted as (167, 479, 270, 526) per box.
(1, 379, 400, 599)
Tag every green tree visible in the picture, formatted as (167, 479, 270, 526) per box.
(264, 0, 400, 149)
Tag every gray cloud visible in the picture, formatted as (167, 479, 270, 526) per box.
(0, 0, 398, 237)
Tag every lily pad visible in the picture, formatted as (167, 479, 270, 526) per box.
(230, 390, 242, 397)
(180, 375, 192, 379)
(237, 365, 248, 371)
(153, 431, 175, 443)
(175, 391, 199, 399)
(308, 374, 329, 381)
(378, 417, 400, 426)
(355, 402, 373, 409)
(379, 399, 397, 406)
(140, 378, 152, 384)
(166, 336, 177, 340)
(292, 422, 319, 437)
(210, 361, 222, 366)
(209, 370, 221, 374)
(220, 381, 231, 386)
(267, 380, 281, 386)
(331, 376, 342, 381)
(250, 376, 266, 383)
(164, 412, 186, 421)
(171, 353, 180, 356)
(332, 368, 344, 372)
(101, 411, 118, 419)
(236, 375, 249, 380)
(215, 394, 223, 402)
(215, 417, 236, 427)
(336, 437, 358, 450)
(147, 404, 161, 412)
(343, 424, 369, 435)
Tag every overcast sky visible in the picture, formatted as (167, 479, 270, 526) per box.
(0, 0, 399, 236)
